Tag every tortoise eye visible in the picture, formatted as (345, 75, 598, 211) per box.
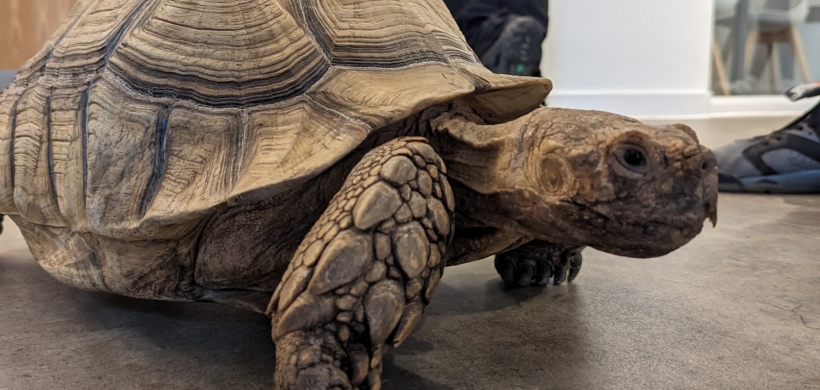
(622, 148, 645, 168)
(612, 144, 649, 178)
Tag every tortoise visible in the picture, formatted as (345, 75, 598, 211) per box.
(0, 0, 718, 388)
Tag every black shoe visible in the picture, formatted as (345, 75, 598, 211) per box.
(480, 15, 546, 76)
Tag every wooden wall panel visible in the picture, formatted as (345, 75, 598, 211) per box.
(0, 0, 79, 69)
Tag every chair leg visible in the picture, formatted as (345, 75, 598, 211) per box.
(744, 27, 759, 78)
(713, 36, 731, 95)
(721, 28, 735, 65)
(790, 26, 813, 82)
(771, 42, 781, 93)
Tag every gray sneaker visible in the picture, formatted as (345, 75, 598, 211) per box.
(715, 110, 820, 193)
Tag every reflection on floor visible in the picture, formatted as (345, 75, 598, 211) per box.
(2, 116, 820, 389)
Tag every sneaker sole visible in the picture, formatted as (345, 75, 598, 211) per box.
(719, 169, 820, 193)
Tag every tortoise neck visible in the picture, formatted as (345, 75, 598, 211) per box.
(424, 102, 529, 231)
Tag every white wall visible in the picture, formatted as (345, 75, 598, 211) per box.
(541, 0, 715, 117)
(804, 0, 820, 78)
(799, 23, 820, 79)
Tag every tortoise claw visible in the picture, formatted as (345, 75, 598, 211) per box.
(553, 248, 584, 285)
(552, 262, 568, 285)
(567, 250, 583, 283)
(533, 259, 553, 286)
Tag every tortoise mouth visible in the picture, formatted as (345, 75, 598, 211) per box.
(589, 215, 707, 258)
(561, 200, 708, 258)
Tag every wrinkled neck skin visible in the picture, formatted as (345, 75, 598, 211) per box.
(426, 102, 572, 265)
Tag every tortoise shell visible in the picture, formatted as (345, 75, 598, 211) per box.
(0, 0, 550, 242)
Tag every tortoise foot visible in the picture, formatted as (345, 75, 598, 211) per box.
(494, 242, 583, 287)
(269, 137, 454, 389)
(272, 302, 392, 390)
(274, 329, 354, 390)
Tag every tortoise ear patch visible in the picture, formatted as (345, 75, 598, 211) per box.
(538, 153, 575, 197)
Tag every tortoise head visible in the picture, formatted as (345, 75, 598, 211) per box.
(437, 106, 718, 258)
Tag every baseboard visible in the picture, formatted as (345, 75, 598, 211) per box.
(545, 89, 820, 121)
(545, 90, 713, 119)
(0, 70, 16, 90)
(709, 95, 820, 118)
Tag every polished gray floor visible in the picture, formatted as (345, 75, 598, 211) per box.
(2, 116, 820, 390)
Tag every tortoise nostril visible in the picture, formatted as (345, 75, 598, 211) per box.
(700, 154, 716, 175)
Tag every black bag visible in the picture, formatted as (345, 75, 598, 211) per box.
(443, 0, 549, 76)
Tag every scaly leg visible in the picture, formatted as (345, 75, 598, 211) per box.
(494, 241, 583, 287)
(268, 137, 454, 389)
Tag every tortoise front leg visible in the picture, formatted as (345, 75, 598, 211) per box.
(268, 137, 454, 390)
(494, 241, 584, 287)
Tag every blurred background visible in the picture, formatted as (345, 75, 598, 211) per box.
(3, 0, 820, 120)
(0, 0, 78, 85)
(539, 0, 820, 119)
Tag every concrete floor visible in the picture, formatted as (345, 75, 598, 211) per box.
(2, 116, 820, 389)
